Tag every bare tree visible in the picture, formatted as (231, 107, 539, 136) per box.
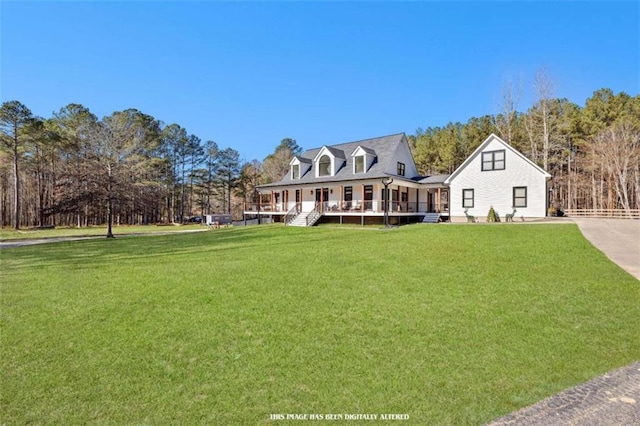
(532, 66, 556, 170)
(493, 74, 522, 144)
(90, 109, 161, 237)
(590, 121, 640, 213)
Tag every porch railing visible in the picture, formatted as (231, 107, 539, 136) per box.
(244, 200, 450, 214)
(319, 200, 448, 214)
(244, 203, 284, 212)
(306, 203, 322, 226)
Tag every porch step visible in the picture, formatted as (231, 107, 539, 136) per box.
(421, 213, 441, 223)
(287, 210, 323, 227)
(288, 211, 312, 227)
(288, 215, 308, 226)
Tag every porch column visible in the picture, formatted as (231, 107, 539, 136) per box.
(340, 186, 343, 211)
(403, 186, 408, 211)
(406, 187, 409, 211)
(361, 184, 365, 212)
(437, 188, 441, 213)
(416, 188, 419, 212)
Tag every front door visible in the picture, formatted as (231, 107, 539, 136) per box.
(315, 188, 329, 210)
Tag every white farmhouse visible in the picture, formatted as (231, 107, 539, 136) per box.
(244, 133, 551, 226)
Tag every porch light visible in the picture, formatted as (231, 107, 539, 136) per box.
(381, 177, 394, 228)
(310, 190, 313, 195)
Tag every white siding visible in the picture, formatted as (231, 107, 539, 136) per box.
(389, 137, 419, 178)
(449, 138, 548, 218)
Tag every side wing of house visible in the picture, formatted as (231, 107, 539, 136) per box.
(445, 134, 551, 219)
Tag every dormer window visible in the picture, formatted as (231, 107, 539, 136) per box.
(351, 146, 376, 175)
(313, 146, 345, 177)
(318, 155, 331, 176)
(397, 162, 405, 176)
(354, 156, 365, 173)
(289, 156, 311, 180)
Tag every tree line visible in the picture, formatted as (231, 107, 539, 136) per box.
(0, 103, 255, 232)
(1, 82, 638, 230)
(410, 84, 639, 214)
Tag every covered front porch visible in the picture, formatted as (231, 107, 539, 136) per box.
(244, 181, 450, 224)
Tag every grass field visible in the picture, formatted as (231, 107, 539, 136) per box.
(0, 224, 205, 241)
(1, 224, 638, 424)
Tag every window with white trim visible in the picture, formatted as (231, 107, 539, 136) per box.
(397, 162, 405, 176)
(291, 164, 300, 179)
(354, 156, 365, 173)
(318, 155, 331, 176)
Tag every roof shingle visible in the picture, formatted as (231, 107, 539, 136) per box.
(259, 133, 408, 188)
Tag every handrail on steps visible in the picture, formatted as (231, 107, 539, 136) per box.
(306, 203, 321, 227)
(284, 204, 300, 225)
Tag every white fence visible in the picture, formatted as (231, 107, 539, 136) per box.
(564, 209, 640, 219)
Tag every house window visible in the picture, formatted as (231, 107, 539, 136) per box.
(513, 186, 527, 208)
(344, 186, 353, 202)
(462, 189, 474, 208)
(397, 162, 405, 176)
(291, 164, 300, 179)
(318, 155, 331, 176)
(481, 150, 505, 171)
(354, 156, 365, 173)
(364, 185, 373, 210)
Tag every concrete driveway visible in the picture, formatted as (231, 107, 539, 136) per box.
(572, 218, 640, 280)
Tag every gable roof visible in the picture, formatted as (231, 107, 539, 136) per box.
(291, 155, 311, 164)
(352, 145, 377, 156)
(325, 146, 346, 160)
(259, 133, 413, 188)
(444, 134, 551, 184)
(313, 145, 347, 162)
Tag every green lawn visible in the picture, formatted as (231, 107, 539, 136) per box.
(1, 224, 638, 425)
(0, 224, 205, 240)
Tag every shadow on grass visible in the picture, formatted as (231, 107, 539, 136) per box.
(1, 226, 361, 272)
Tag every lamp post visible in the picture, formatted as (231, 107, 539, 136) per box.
(381, 177, 394, 228)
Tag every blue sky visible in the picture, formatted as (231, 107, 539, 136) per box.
(1, 1, 638, 161)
